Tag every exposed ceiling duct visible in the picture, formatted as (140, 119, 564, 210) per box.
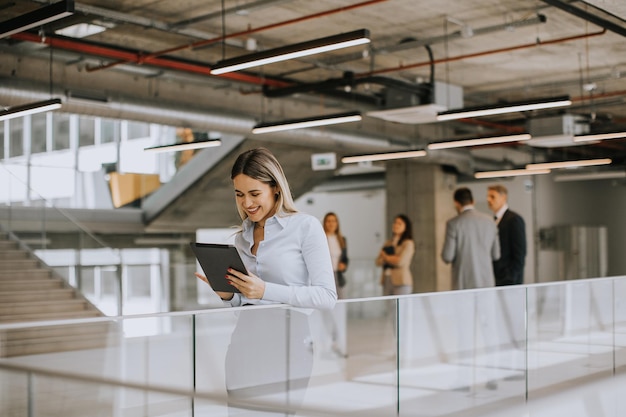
(0, 81, 505, 176)
(526, 114, 590, 148)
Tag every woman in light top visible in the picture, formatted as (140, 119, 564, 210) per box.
(323, 212, 348, 299)
(376, 214, 415, 295)
(196, 147, 337, 309)
(195, 147, 337, 416)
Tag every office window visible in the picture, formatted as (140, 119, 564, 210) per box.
(126, 265, 152, 297)
(52, 113, 71, 151)
(127, 121, 150, 140)
(79, 116, 95, 147)
(0, 121, 4, 160)
(80, 267, 96, 296)
(31, 113, 47, 154)
(9, 118, 24, 157)
(100, 118, 119, 144)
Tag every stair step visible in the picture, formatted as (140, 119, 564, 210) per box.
(3, 321, 113, 341)
(0, 299, 88, 315)
(0, 269, 53, 280)
(0, 309, 102, 323)
(0, 279, 64, 291)
(0, 250, 29, 260)
(0, 259, 40, 270)
(2, 332, 114, 357)
(0, 241, 18, 250)
(0, 288, 76, 303)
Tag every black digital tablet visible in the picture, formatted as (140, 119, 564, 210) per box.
(190, 242, 248, 293)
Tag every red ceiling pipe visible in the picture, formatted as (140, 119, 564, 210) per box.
(571, 89, 626, 103)
(359, 29, 607, 77)
(458, 118, 527, 133)
(87, 0, 390, 73)
(11, 32, 289, 87)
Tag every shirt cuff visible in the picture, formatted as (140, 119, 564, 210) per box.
(262, 282, 290, 304)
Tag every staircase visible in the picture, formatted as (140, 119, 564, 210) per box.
(0, 231, 114, 357)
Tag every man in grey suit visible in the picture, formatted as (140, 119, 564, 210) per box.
(442, 187, 502, 391)
(442, 187, 500, 290)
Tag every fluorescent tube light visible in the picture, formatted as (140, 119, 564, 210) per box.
(211, 29, 370, 75)
(0, 0, 75, 39)
(474, 168, 551, 179)
(436, 96, 571, 121)
(0, 98, 62, 121)
(573, 132, 626, 143)
(144, 139, 222, 153)
(526, 158, 612, 170)
(342, 150, 427, 164)
(252, 111, 362, 134)
(427, 134, 531, 150)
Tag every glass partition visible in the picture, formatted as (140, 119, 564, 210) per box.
(1, 278, 626, 417)
(526, 279, 615, 397)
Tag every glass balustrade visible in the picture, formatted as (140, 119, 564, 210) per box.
(1, 277, 626, 417)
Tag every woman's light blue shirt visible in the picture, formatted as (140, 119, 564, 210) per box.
(228, 212, 337, 310)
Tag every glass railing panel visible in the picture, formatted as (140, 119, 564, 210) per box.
(613, 277, 626, 371)
(527, 279, 615, 398)
(195, 306, 337, 416)
(0, 315, 194, 392)
(195, 300, 399, 417)
(396, 287, 526, 416)
(0, 317, 119, 360)
(0, 368, 28, 416)
(302, 298, 398, 417)
(0, 366, 195, 417)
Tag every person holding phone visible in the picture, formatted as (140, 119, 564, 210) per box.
(195, 147, 337, 416)
(375, 214, 415, 295)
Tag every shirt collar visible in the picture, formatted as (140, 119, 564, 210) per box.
(461, 204, 474, 212)
(242, 213, 288, 234)
(495, 204, 508, 221)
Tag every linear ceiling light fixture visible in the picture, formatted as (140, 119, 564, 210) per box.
(144, 139, 222, 153)
(573, 132, 626, 143)
(474, 168, 551, 179)
(0, 0, 75, 39)
(210, 29, 371, 75)
(0, 98, 63, 122)
(427, 134, 531, 150)
(252, 111, 362, 134)
(436, 95, 572, 121)
(342, 150, 427, 164)
(526, 158, 612, 170)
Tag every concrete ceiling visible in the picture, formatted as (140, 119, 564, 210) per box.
(2, 0, 626, 237)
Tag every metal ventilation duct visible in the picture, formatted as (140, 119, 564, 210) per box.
(526, 114, 590, 148)
(0, 81, 506, 175)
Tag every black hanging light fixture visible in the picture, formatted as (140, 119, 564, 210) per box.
(211, 29, 371, 75)
(0, 0, 75, 39)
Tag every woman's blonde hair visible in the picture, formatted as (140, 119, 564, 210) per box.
(231, 147, 298, 220)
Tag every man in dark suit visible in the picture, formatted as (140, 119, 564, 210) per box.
(487, 184, 527, 286)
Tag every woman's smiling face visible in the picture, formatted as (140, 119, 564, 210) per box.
(233, 174, 277, 224)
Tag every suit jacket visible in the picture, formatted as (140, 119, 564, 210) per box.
(441, 207, 500, 290)
(494, 209, 526, 286)
(376, 239, 415, 287)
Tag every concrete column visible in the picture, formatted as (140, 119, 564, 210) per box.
(385, 161, 457, 293)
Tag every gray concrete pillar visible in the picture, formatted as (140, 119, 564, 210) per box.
(385, 161, 457, 293)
